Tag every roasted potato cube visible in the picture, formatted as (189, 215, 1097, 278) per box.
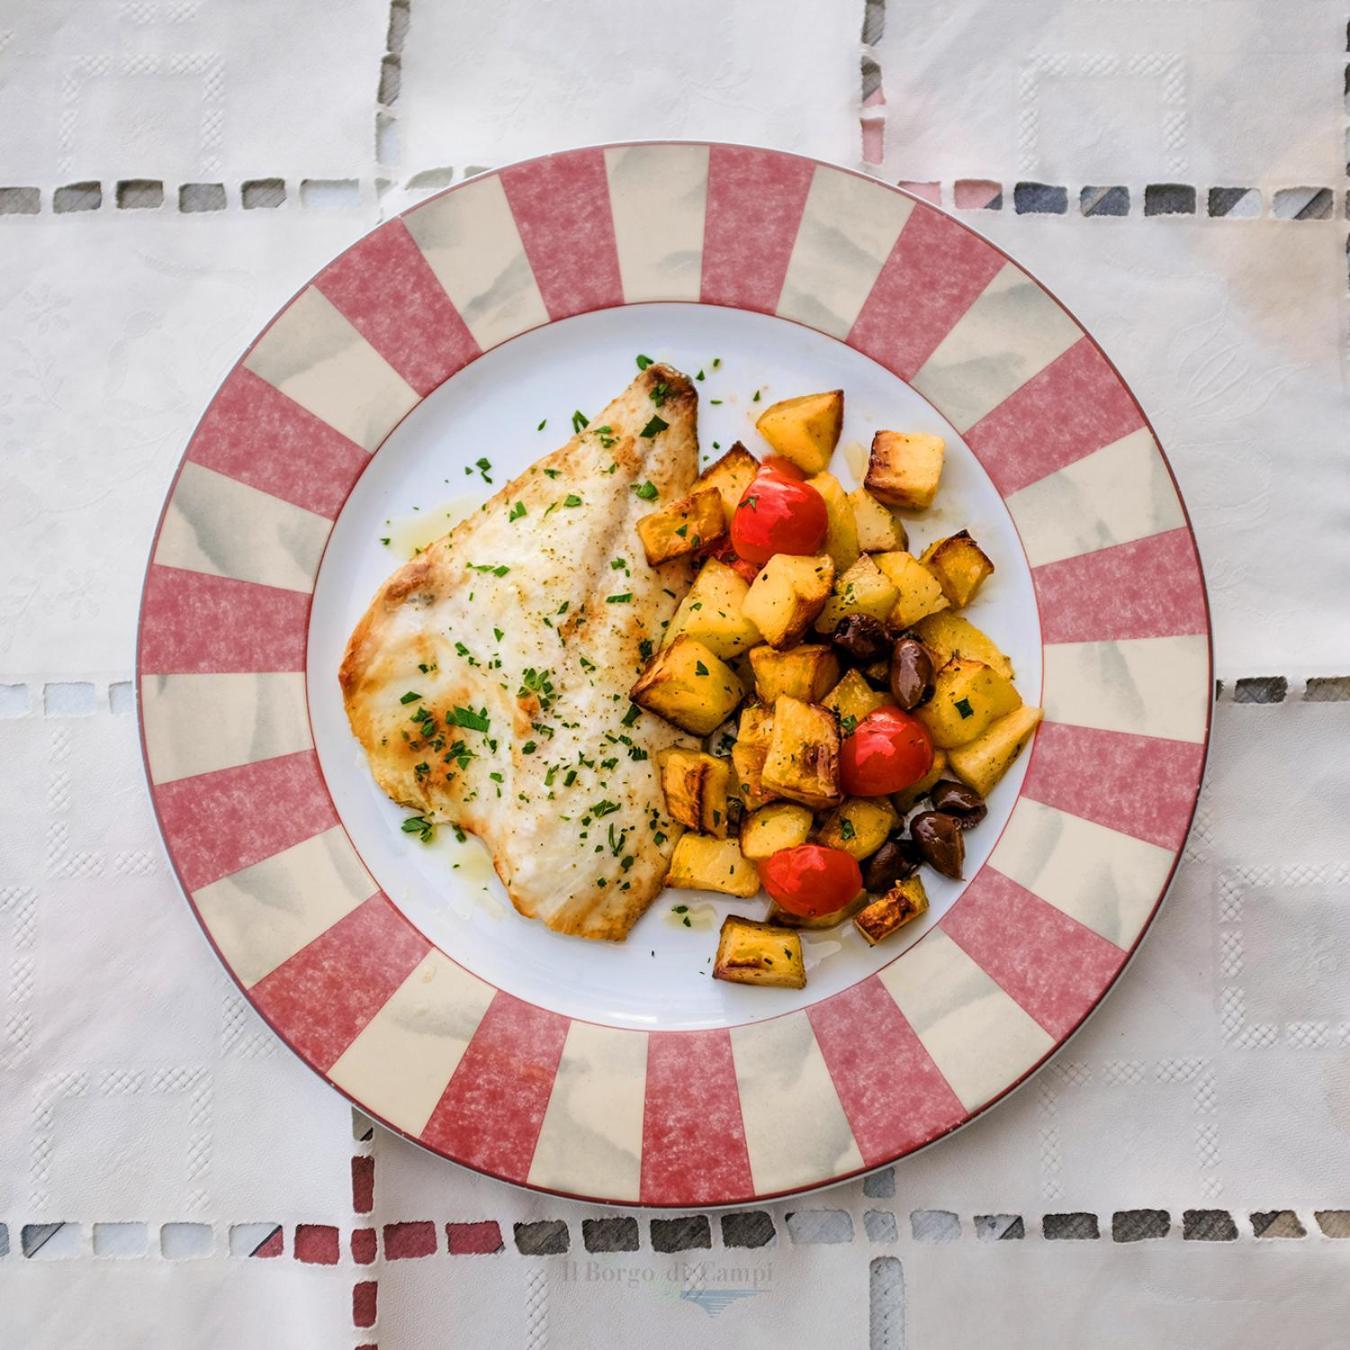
(912, 611, 1013, 681)
(630, 635, 745, 736)
(946, 705, 1043, 797)
(821, 669, 891, 726)
(891, 748, 948, 814)
(754, 390, 843, 475)
(665, 558, 761, 658)
(816, 796, 899, 861)
(749, 644, 841, 704)
(921, 531, 994, 608)
(873, 550, 950, 628)
(848, 486, 908, 553)
(742, 553, 835, 649)
(865, 430, 945, 510)
(714, 915, 806, 988)
(657, 749, 733, 838)
(740, 801, 814, 860)
(668, 834, 760, 898)
(761, 695, 842, 810)
(731, 704, 776, 809)
(854, 875, 929, 946)
(806, 471, 861, 574)
(635, 486, 726, 566)
(694, 441, 759, 522)
(813, 554, 900, 633)
(915, 657, 1022, 749)
(768, 892, 868, 929)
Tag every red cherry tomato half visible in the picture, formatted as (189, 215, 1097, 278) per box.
(840, 708, 935, 796)
(760, 844, 863, 919)
(731, 471, 828, 564)
(762, 455, 807, 481)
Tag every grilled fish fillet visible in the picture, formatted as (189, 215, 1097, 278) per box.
(340, 365, 700, 940)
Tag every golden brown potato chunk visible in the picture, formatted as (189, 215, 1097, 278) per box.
(806, 471, 861, 575)
(821, 669, 892, 727)
(754, 391, 843, 476)
(816, 796, 899, 861)
(694, 441, 760, 522)
(667, 834, 761, 898)
(665, 558, 761, 659)
(731, 703, 776, 809)
(714, 915, 806, 988)
(854, 875, 930, 945)
(814, 554, 900, 633)
(657, 749, 734, 837)
(920, 531, 994, 608)
(749, 644, 841, 704)
(630, 635, 745, 735)
(912, 611, 1014, 681)
(865, 430, 945, 510)
(946, 705, 1043, 797)
(742, 553, 835, 648)
(740, 801, 814, 860)
(635, 486, 726, 566)
(873, 550, 950, 628)
(915, 657, 1022, 749)
(761, 695, 842, 810)
(849, 486, 907, 552)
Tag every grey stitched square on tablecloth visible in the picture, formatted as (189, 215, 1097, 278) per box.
(54, 182, 101, 213)
(786, 1210, 854, 1245)
(1081, 186, 1130, 217)
(1208, 187, 1261, 218)
(116, 179, 163, 210)
(721, 1211, 776, 1249)
(1113, 1209, 1170, 1242)
(1044, 1212, 1100, 1240)
(650, 1215, 710, 1253)
(582, 1217, 639, 1253)
(910, 1209, 960, 1242)
(1233, 675, 1287, 704)
(864, 1210, 898, 1243)
(1144, 184, 1196, 216)
(1251, 1210, 1306, 1238)
(513, 1220, 569, 1255)
(242, 178, 286, 209)
(180, 183, 227, 213)
(1314, 1210, 1350, 1238)
(0, 1223, 8, 1257)
(1014, 182, 1067, 214)
(974, 1214, 1024, 1241)
(1183, 1209, 1238, 1241)
(863, 1167, 895, 1198)
(22, 1223, 77, 1258)
(0, 186, 40, 214)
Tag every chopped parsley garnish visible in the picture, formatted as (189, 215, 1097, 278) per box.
(571, 410, 589, 434)
(633, 481, 658, 500)
(752, 390, 761, 402)
(518, 667, 556, 711)
(591, 799, 620, 818)
(675, 524, 689, 538)
(473, 456, 493, 482)
(955, 697, 974, 719)
(399, 691, 422, 705)
(522, 740, 537, 754)
(839, 817, 856, 841)
(543, 467, 561, 479)
(610, 557, 628, 570)
(712, 357, 721, 368)
(593, 424, 617, 448)
(636, 354, 654, 370)
(606, 593, 632, 604)
(638, 638, 654, 660)
(401, 815, 435, 843)
(650, 381, 670, 406)
(467, 562, 510, 576)
(695, 369, 705, 381)
(709, 398, 722, 405)
(840, 714, 859, 736)
(694, 660, 710, 676)
(537, 418, 547, 430)
(493, 627, 504, 641)
(452, 705, 490, 732)
(564, 769, 578, 787)
(563, 494, 583, 507)
(380, 536, 390, 545)
(508, 501, 526, 522)
(743, 494, 759, 511)
(621, 703, 641, 727)
(640, 415, 668, 439)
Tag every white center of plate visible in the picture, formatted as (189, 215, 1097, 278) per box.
(307, 303, 1042, 1031)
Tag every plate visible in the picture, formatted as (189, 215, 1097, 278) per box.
(138, 142, 1212, 1207)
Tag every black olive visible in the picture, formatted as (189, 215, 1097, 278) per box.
(863, 837, 920, 893)
(889, 637, 935, 710)
(910, 811, 965, 879)
(928, 780, 987, 828)
(830, 613, 892, 665)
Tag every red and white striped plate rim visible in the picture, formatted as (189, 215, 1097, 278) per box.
(137, 142, 1212, 1207)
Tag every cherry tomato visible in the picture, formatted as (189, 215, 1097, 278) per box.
(762, 455, 807, 481)
(730, 471, 828, 564)
(760, 844, 863, 919)
(840, 707, 934, 796)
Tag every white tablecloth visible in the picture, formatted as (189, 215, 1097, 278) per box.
(2, 1, 1348, 1345)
